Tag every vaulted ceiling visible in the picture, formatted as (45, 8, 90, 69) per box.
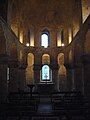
(8, 0, 73, 29)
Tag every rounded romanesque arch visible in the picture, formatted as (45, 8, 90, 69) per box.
(42, 54, 50, 64)
(57, 53, 67, 91)
(58, 53, 64, 66)
(26, 53, 34, 84)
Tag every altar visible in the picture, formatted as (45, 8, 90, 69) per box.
(36, 82, 55, 94)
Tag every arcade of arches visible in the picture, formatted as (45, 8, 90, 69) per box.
(0, 0, 90, 103)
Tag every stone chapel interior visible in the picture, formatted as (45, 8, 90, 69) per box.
(0, 0, 90, 118)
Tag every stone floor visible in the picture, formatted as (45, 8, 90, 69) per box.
(37, 94, 53, 114)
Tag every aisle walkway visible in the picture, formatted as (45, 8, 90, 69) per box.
(37, 95, 53, 114)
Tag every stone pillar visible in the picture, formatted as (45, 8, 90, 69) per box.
(58, 65, 67, 91)
(8, 61, 19, 92)
(0, 54, 8, 103)
(34, 28, 40, 47)
(0, 64, 7, 103)
(50, 63, 58, 91)
(64, 28, 68, 46)
(34, 64, 41, 84)
(58, 54, 67, 91)
(50, 30, 57, 47)
(74, 63, 83, 92)
(34, 53, 41, 84)
(81, 55, 90, 100)
(18, 64, 26, 91)
(66, 64, 75, 91)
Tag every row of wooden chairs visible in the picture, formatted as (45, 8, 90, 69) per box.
(51, 91, 88, 119)
(0, 92, 40, 119)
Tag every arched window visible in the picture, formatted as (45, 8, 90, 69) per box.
(41, 29, 50, 48)
(40, 65, 52, 82)
(41, 34, 48, 48)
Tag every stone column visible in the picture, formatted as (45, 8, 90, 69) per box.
(65, 64, 75, 91)
(0, 64, 7, 103)
(58, 54, 67, 91)
(18, 64, 26, 91)
(34, 28, 40, 47)
(50, 63, 58, 91)
(50, 30, 57, 47)
(34, 53, 41, 84)
(33, 64, 41, 84)
(8, 61, 19, 92)
(81, 55, 90, 100)
(74, 63, 83, 92)
(58, 65, 67, 91)
(0, 54, 8, 103)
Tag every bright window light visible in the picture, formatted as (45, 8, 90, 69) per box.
(41, 34, 48, 48)
(68, 28, 72, 44)
(26, 43, 29, 46)
(61, 43, 64, 46)
(42, 65, 50, 80)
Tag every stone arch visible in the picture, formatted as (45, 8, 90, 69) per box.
(42, 54, 50, 64)
(57, 53, 67, 91)
(58, 53, 64, 66)
(26, 53, 34, 84)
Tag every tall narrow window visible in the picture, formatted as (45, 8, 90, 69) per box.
(57, 31, 62, 46)
(30, 29, 34, 46)
(41, 34, 48, 48)
(42, 65, 50, 80)
(41, 29, 50, 48)
(41, 65, 52, 82)
(68, 28, 72, 44)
